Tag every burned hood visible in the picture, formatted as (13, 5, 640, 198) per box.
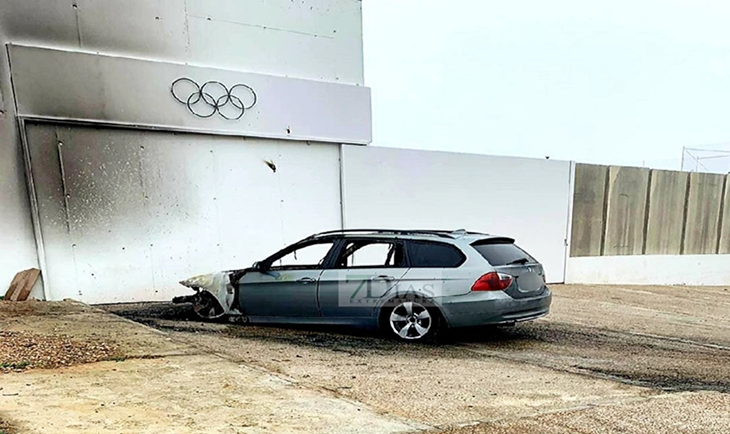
(180, 267, 251, 289)
(180, 271, 228, 290)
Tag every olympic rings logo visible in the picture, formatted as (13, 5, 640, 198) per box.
(171, 78, 257, 120)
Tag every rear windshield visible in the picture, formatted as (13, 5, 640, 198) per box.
(471, 240, 536, 266)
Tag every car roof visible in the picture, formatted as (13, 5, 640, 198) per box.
(307, 229, 513, 244)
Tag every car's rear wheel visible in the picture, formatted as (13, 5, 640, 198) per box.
(381, 296, 441, 342)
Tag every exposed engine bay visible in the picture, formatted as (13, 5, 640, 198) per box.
(172, 269, 249, 319)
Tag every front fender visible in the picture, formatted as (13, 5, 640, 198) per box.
(178, 271, 236, 315)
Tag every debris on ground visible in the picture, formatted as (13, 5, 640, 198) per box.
(3, 268, 41, 302)
(0, 418, 17, 434)
(0, 330, 120, 373)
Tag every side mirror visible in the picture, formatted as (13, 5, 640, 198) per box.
(252, 261, 278, 278)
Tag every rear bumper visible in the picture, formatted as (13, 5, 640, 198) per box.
(436, 287, 552, 328)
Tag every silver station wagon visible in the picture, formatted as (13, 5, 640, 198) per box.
(173, 229, 552, 342)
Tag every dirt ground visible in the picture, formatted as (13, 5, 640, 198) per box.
(1, 284, 729, 433)
(0, 300, 417, 434)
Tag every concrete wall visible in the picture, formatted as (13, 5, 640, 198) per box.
(341, 146, 573, 283)
(684, 172, 725, 254)
(570, 164, 607, 257)
(645, 170, 688, 255)
(566, 254, 730, 286)
(719, 179, 730, 254)
(567, 163, 730, 285)
(603, 166, 650, 256)
(569, 164, 729, 258)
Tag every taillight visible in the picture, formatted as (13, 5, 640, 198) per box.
(472, 272, 513, 291)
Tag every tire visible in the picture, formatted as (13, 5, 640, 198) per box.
(380, 295, 442, 343)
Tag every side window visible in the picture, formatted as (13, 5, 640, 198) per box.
(406, 240, 465, 268)
(335, 240, 405, 268)
(270, 242, 334, 270)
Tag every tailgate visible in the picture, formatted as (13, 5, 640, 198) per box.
(471, 238, 547, 299)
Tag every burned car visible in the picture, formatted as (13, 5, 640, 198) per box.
(173, 229, 552, 341)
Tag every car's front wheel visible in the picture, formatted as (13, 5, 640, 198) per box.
(191, 291, 226, 320)
(381, 296, 442, 342)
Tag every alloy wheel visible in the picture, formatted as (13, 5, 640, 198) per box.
(389, 301, 432, 340)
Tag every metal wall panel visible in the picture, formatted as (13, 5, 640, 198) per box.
(340, 146, 572, 283)
(0, 0, 364, 84)
(9, 45, 371, 145)
(75, 0, 189, 60)
(187, 0, 348, 36)
(0, 44, 41, 292)
(0, 0, 364, 296)
(26, 122, 341, 303)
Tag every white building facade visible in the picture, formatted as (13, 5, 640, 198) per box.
(0, 0, 370, 302)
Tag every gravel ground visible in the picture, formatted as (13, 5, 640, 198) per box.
(0, 419, 17, 434)
(0, 330, 119, 373)
(437, 392, 730, 434)
(2, 284, 727, 433)
(101, 283, 730, 432)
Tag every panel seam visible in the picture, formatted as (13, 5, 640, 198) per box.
(641, 170, 653, 254)
(679, 173, 692, 255)
(716, 175, 727, 254)
(599, 166, 610, 256)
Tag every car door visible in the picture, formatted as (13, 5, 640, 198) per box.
(237, 240, 337, 318)
(318, 238, 409, 319)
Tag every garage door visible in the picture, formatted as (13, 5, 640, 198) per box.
(26, 122, 342, 303)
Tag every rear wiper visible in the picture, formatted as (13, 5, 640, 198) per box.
(506, 258, 529, 265)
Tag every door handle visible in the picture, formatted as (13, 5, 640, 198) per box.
(297, 277, 316, 284)
(370, 275, 395, 281)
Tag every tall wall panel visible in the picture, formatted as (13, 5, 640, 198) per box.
(0, 0, 364, 85)
(340, 146, 572, 283)
(0, 43, 40, 292)
(683, 172, 724, 254)
(645, 170, 688, 255)
(603, 166, 650, 256)
(25, 123, 341, 303)
(569, 164, 608, 257)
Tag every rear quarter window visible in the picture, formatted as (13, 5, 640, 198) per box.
(471, 240, 536, 266)
(406, 240, 465, 268)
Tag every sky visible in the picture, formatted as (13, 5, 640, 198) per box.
(362, 0, 730, 171)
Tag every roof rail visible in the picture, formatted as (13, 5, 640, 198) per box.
(310, 229, 458, 239)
